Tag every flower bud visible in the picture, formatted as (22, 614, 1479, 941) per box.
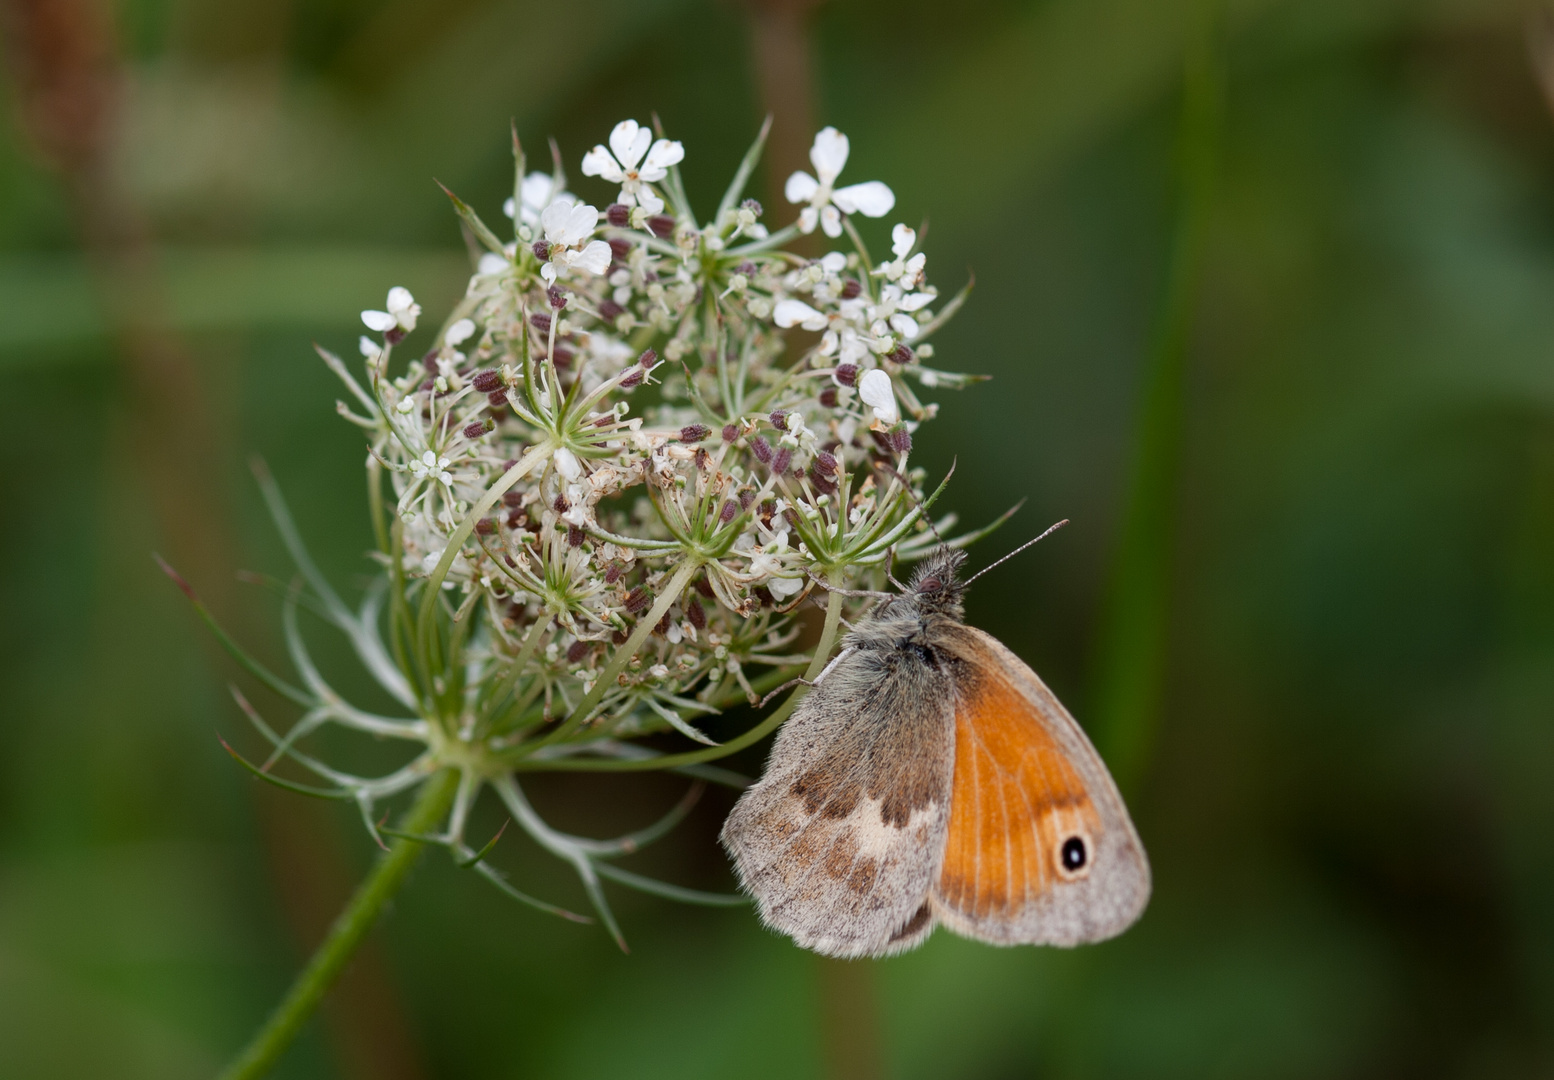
(771, 448, 792, 475)
(750, 435, 773, 464)
(606, 203, 631, 227)
(625, 586, 651, 613)
(680, 424, 710, 443)
(835, 364, 858, 387)
(841, 278, 862, 300)
(599, 298, 624, 320)
(487, 389, 509, 407)
(722, 423, 739, 443)
(532, 239, 550, 260)
(719, 499, 737, 524)
(472, 369, 502, 392)
(464, 420, 493, 439)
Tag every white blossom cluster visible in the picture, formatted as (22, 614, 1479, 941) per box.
(222, 119, 983, 939)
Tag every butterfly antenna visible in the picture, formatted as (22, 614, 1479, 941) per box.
(963, 519, 1069, 586)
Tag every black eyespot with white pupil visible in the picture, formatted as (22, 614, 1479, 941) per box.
(1061, 836, 1087, 872)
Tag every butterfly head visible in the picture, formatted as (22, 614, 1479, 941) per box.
(904, 547, 967, 617)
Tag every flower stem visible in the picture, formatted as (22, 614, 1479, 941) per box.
(217, 768, 460, 1080)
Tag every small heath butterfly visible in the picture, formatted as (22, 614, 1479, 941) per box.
(720, 541, 1150, 957)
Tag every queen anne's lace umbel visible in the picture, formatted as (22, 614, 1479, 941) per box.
(237, 119, 985, 943)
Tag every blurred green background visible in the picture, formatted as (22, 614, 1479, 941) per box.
(3, 0, 1553, 1076)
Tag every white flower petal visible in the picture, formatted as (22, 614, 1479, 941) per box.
(785, 170, 820, 205)
(899, 290, 935, 312)
(858, 368, 899, 425)
(541, 196, 576, 241)
(889, 313, 919, 339)
(521, 172, 554, 210)
(798, 205, 819, 234)
(773, 298, 823, 329)
(502, 196, 516, 219)
(891, 223, 916, 258)
(640, 138, 684, 178)
(574, 240, 612, 276)
(540, 263, 558, 284)
(636, 189, 665, 215)
(581, 145, 622, 181)
(821, 251, 847, 274)
(610, 120, 652, 170)
(478, 252, 508, 276)
(561, 203, 599, 246)
(820, 205, 843, 239)
(832, 181, 895, 217)
(359, 335, 379, 357)
(387, 286, 415, 313)
(445, 318, 477, 346)
(554, 447, 583, 481)
(809, 127, 850, 185)
(362, 309, 395, 332)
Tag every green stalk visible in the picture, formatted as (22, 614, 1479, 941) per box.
(1089, 0, 1221, 791)
(217, 769, 460, 1080)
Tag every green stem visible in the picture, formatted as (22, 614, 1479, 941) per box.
(527, 566, 848, 773)
(1089, 0, 1221, 792)
(217, 769, 460, 1080)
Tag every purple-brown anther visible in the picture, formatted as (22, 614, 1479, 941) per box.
(694, 574, 714, 598)
(750, 435, 772, 464)
(552, 346, 574, 368)
(487, 389, 509, 407)
(464, 420, 492, 439)
(567, 524, 584, 547)
(530, 312, 552, 334)
(607, 237, 632, 261)
(888, 344, 914, 366)
(722, 423, 739, 443)
(685, 597, 706, 630)
(835, 364, 858, 387)
(619, 369, 643, 388)
(475, 518, 496, 536)
(599, 298, 624, 320)
(647, 215, 675, 237)
(385, 327, 406, 346)
(771, 448, 792, 475)
(606, 203, 631, 227)
(604, 563, 623, 584)
(768, 410, 787, 430)
(737, 261, 757, 277)
(679, 424, 710, 443)
(547, 285, 567, 310)
(741, 198, 763, 217)
(502, 490, 523, 508)
(738, 489, 754, 511)
(532, 239, 550, 260)
(890, 426, 913, 454)
(719, 499, 737, 524)
(841, 278, 862, 300)
(552, 493, 569, 513)
(566, 640, 591, 664)
(473, 369, 502, 393)
(422, 349, 440, 372)
(506, 509, 524, 528)
(638, 348, 657, 367)
(819, 387, 838, 408)
(625, 586, 651, 613)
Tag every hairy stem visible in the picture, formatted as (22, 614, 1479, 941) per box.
(217, 769, 460, 1080)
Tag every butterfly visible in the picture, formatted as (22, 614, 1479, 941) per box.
(720, 545, 1150, 957)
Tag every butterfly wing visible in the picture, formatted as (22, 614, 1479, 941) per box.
(931, 626, 1150, 945)
(720, 646, 956, 958)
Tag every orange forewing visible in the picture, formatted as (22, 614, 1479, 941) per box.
(936, 664, 1103, 921)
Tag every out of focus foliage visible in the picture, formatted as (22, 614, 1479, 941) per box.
(2, 0, 1551, 1077)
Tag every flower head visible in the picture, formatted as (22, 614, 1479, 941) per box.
(538, 197, 612, 284)
(785, 127, 895, 237)
(362, 286, 421, 334)
(581, 119, 685, 215)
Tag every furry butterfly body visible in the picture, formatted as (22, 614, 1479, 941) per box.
(720, 549, 1150, 958)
